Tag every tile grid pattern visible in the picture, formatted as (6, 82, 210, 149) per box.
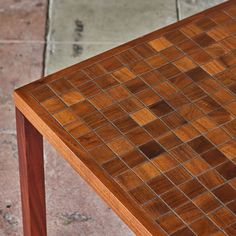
(31, 4, 236, 235)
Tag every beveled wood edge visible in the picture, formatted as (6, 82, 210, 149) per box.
(14, 90, 166, 236)
(15, 0, 235, 94)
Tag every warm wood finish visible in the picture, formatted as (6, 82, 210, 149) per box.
(14, 1, 236, 235)
(16, 108, 47, 236)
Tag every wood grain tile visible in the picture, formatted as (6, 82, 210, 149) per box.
(112, 67, 136, 82)
(180, 179, 207, 199)
(148, 37, 172, 52)
(130, 108, 156, 126)
(143, 198, 169, 219)
(156, 212, 185, 234)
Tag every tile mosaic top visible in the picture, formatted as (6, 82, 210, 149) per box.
(15, 1, 236, 235)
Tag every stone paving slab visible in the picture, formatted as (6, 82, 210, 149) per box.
(0, 0, 47, 40)
(178, 0, 226, 19)
(45, 0, 177, 74)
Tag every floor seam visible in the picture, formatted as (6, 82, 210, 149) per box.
(42, 0, 51, 77)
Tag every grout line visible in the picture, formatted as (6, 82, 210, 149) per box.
(42, 0, 51, 77)
(176, 0, 180, 21)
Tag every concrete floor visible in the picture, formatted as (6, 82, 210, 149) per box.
(0, 0, 225, 235)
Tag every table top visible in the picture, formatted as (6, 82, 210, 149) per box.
(14, 1, 236, 235)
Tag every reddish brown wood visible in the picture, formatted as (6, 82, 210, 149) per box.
(16, 108, 47, 236)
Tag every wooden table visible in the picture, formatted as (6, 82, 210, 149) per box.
(14, 1, 236, 235)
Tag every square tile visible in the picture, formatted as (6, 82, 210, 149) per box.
(184, 157, 210, 176)
(209, 207, 236, 229)
(130, 108, 156, 126)
(156, 132, 182, 150)
(170, 144, 197, 163)
(161, 46, 184, 61)
(195, 96, 220, 114)
(145, 54, 168, 68)
(201, 148, 227, 167)
(195, 17, 217, 31)
(187, 136, 214, 154)
(190, 217, 219, 235)
(162, 112, 187, 129)
(67, 70, 91, 87)
(94, 74, 118, 89)
(173, 56, 197, 72)
(121, 149, 147, 168)
(129, 184, 156, 204)
(205, 127, 231, 145)
(89, 92, 114, 109)
(70, 100, 97, 118)
(202, 59, 225, 75)
(125, 78, 148, 94)
(149, 100, 173, 117)
(64, 120, 90, 138)
(147, 175, 174, 195)
(107, 85, 131, 101)
(133, 43, 156, 59)
(99, 57, 122, 72)
(169, 73, 192, 90)
(60, 90, 84, 106)
(144, 119, 169, 138)
(89, 144, 115, 165)
(103, 158, 128, 177)
(193, 192, 221, 213)
(119, 97, 143, 113)
(125, 127, 151, 146)
(77, 81, 101, 97)
(143, 198, 169, 219)
(113, 115, 139, 133)
(77, 131, 103, 150)
(107, 137, 134, 156)
(177, 104, 204, 121)
(216, 161, 236, 180)
(83, 111, 107, 129)
(83, 63, 106, 78)
(166, 166, 192, 185)
(128, 60, 151, 75)
(96, 123, 121, 142)
(158, 64, 181, 79)
(49, 78, 73, 94)
(198, 169, 225, 190)
(136, 88, 161, 106)
(208, 108, 233, 125)
(41, 96, 66, 114)
(116, 49, 140, 65)
(156, 212, 185, 234)
(101, 104, 126, 121)
(53, 109, 77, 126)
(175, 202, 203, 224)
(219, 140, 236, 160)
(182, 84, 206, 102)
(180, 179, 206, 199)
(174, 123, 200, 142)
(161, 187, 188, 209)
(166, 92, 189, 108)
(193, 33, 215, 47)
(112, 67, 136, 83)
(148, 37, 172, 52)
(141, 70, 164, 86)
(154, 81, 178, 99)
(116, 170, 142, 191)
(213, 183, 236, 203)
(139, 140, 165, 159)
(32, 86, 54, 102)
(152, 153, 178, 172)
(134, 161, 160, 181)
(164, 30, 188, 44)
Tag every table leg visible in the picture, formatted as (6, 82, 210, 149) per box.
(16, 108, 47, 236)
